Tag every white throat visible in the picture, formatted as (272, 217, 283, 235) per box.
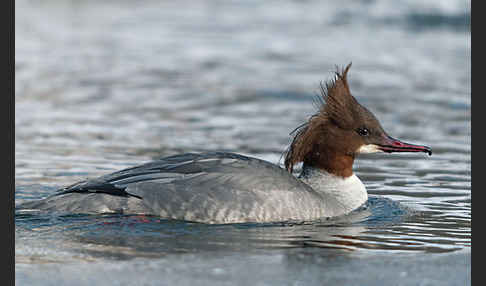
(299, 166, 368, 213)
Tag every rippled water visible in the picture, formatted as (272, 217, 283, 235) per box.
(15, 0, 470, 285)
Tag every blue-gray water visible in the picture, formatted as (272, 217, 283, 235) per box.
(15, 0, 470, 285)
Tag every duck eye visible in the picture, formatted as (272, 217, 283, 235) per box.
(356, 127, 369, 136)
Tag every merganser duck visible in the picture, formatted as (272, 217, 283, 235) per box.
(17, 63, 432, 223)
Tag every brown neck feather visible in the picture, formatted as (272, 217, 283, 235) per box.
(303, 150, 355, 178)
(284, 63, 360, 177)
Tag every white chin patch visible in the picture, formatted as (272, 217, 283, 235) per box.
(357, 144, 382, 154)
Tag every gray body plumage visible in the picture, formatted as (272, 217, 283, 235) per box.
(17, 152, 367, 223)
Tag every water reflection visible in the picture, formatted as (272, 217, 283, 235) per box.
(16, 195, 468, 264)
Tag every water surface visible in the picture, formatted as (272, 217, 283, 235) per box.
(16, 0, 470, 285)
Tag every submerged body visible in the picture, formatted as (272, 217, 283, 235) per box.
(17, 64, 431, 223)
(18, 152, 367, 223)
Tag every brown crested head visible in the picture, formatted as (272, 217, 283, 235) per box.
(284, 63, 431, 177)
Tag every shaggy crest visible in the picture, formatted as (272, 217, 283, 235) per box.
(284, 63, 361, 173)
